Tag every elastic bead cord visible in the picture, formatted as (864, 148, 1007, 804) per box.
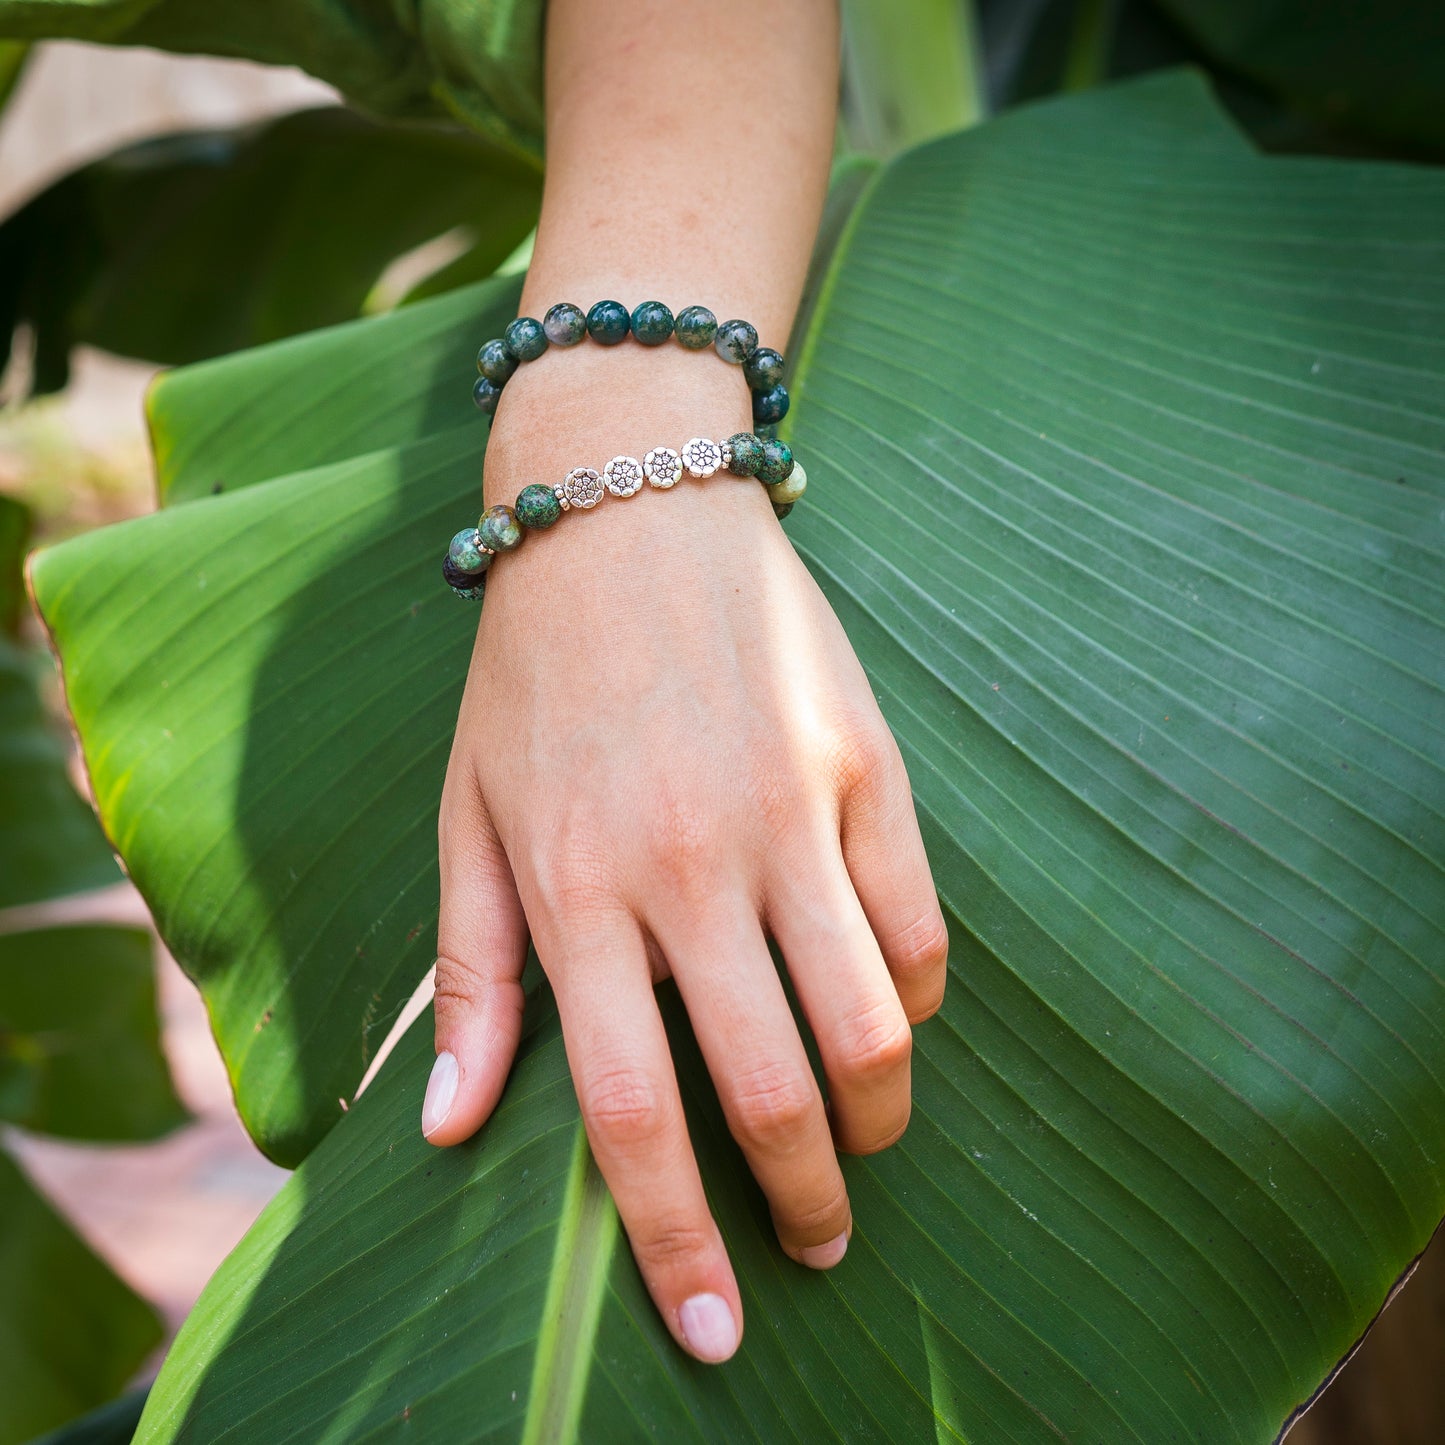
(472, 301, 791, 424)
(440, 431, 804, 599)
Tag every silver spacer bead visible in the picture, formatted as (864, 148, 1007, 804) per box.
(681, 437, 723, 479)
(560, 466, 605, 510)
(643, 446, 683, 490)
(553, 482, 569, 511)
(719, 439, 734, 468)
(604, 455, 645, 498)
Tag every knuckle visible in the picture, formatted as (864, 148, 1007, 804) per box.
(639, 789, 719, 890)
(727, 1063, 818, 1150)
(632, 1216, 715, 1270)
(849, 1103, 912, 1156)
(432, 952, 484, 1018)
(581, 1067, 672, 1148)
(784, 1180, 851, 1240)
(887, 909, 950, 991)
(826, 719, 896, 799)
(834, 1002, 913, 1085)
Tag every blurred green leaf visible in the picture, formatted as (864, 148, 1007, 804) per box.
(1157, 0, 1445, 150)
(31, 72, 1445, 1438)
(0, 499, 116, 911)
(0, 105, 541, 396)
(21, 1389, 148, 1445)
(0, 925, 186, 1140)
(0, 1151, 161, 1445)
(0, 0, 546, 159)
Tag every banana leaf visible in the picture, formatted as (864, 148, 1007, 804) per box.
(29, 73, 1445, 1440)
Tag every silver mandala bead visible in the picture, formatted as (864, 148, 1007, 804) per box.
(643, 446, 683, 489)
(604, 455, 644, 498)
(681, 437, 723, 478)
(560, 466, 605, 510)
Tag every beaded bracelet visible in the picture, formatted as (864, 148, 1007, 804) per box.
(472, 302, 791, 428)
(441, 434, 806, 600)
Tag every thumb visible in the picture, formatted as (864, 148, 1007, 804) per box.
(425, 793, 529, 1146)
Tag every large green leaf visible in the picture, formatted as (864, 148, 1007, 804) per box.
(0, 106, 540, 397)
(0, 924, 185, 1140)
(0, 500, 116, 910)
(0, 1151, 161, 1445)
(31, 71, 1445, 1438)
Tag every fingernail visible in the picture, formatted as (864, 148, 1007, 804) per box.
(678, 1293, 738, 1363)
(798, 1231, 849, 1270)
(422, 1051, 458, 1137)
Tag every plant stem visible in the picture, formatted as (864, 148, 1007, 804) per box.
(1061, 0, 1120, 92)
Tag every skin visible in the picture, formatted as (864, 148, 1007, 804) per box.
(426, 0, 948, 1365)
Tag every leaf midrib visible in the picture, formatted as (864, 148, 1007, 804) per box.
(521, 1127, 618, 1445)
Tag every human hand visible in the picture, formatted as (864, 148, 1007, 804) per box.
(423, 351, 948, 1364)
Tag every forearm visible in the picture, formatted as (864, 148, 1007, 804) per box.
(485, 0, 839, 514)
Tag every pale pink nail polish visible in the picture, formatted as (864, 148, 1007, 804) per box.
(679, 1293, 738, 1362)
(422, 1051, 458, 1137)
(799, 1231, 848, 1270)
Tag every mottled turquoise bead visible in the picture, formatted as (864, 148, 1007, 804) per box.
(756, 438, 794, 485)
(752, 384, 790, 425)
(675, 305, 717, 349)
(448, 527, 489, 574)
(543, 302, 587, 347)
(476, 338, 517, 386)
(765, 459, 807, 505)
(443, 552, 490, 588)
(772, 501, 794, 520)
(504, 316, 548, 361)
(515, 483, 562, 530)
(478, 504, 524, 552)
(715, 318, 758, 364)
(743, 347, 785, 391)
(631, 301, 675, 345)
(725, 432, 764, 476)
(472, 376, 502, 415)
(587, 300, 631, 345)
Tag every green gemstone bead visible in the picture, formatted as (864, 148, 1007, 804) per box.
(449, 527, 489, 574)
(515, 483, 562, 529)
(631, 300, 675, 345)
(772, 501, 794, 520)
(675, 305, 718, 349)
(476, 338, 517, 385)
(752, 383, 789, 425)
(715, 318, 758, 363)
(472, 376, 502, 415)
(743, 347, 785, 391)
(756, 438, 794, 485)
(478, 504, 524, 552)
(504, 316, 548, 361)
(543, 302, 587, 347)
(725, 432, 764, 476)
(765, 459, 807, 505)
(587, 300, 631, 345)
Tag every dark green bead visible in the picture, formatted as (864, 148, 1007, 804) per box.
(752, 383, 790, 425)
(756, 438, 794, 485)
(631, 301, 675, 345)
(715, 318, 758, 363)
(504, 316, 548, 361)
(479, 504, 524, 552)
(448, 528, 489, 574)
(773, 501, 794, 520)
(472, 376, 502, 415)
(587, 300, 631, 345)
(675, 306, 717, 349)
(515, 483, 562, 530)
(725, 432, 764, 476)
(743, 347, 785, 391)
(543, 302, 587, 347)
(477, 338, 517, 385)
